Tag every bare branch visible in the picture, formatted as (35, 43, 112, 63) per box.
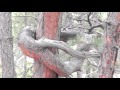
(87, 59, 99, 68)
(88, 12, 92, 27)
(88, 25, 104, 34)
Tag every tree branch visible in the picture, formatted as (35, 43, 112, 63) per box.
(88, 12, 92, 27)
(88, 25, 104, 34)
(18, 26, 101, 60)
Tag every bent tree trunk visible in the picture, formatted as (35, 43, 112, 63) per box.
(99, 12, 120, 78)
(0, 12, 15, 78)
(18, 12, 100, 78)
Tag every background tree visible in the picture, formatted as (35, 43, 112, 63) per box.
(12, 12, 39, 78)
(0, 12, 15, 78)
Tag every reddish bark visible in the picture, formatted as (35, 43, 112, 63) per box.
(19, 44, 41, 60)
(99, 12, 120, 78)
(30, 12, 60, 78)
(44, 12, 60, 39)
(41, 12, 60, 78)
(20, 43, 70, 77)
(19, 12, 61, 78)
(18, 13, 73, 77)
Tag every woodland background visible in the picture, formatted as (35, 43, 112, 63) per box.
(0, 12, 120, 78)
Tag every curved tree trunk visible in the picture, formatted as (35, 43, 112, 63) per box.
(18, 12, 100, 78)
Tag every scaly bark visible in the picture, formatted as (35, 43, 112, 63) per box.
(99, 12, 120, 78)
(0, 12, 15, 78)
(18, 12, 100, 77)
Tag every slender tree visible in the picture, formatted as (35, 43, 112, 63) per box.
(22, 12, 27, 78)
(0, 12, 15, 78)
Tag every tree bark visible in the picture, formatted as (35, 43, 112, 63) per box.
(22, 12, 27, 78)
(0, 12, 15, 78)
(33, 12, 60, 78)
(99, 12, 120, 78)
(32, 12, 45, 78)
(18, 12, 100, 77)
(18, 15, 84, 77)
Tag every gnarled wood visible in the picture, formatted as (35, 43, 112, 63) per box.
(18, 26, 100, 60)
(18, 26, 100, 77)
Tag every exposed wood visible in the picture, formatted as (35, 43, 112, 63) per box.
(32, 12, 46, 78)
(18, 26, 100, 60)
(18, 12, 103, 77)
(18, 26, 100, 77)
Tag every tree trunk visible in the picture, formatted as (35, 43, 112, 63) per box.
(33, 12, 61, 78)
(0, 12, 15, 78)
(18, 12, 101, 78)
(22, 12, 27, 78)
(32, 12, 45, 78)
(99, 12, 120, 78)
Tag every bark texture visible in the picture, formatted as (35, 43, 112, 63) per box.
(0, 12, 15, 78)
(32, 12, 46, 78)
(18, 12, 100, 77)
(99, 12, 120, 78)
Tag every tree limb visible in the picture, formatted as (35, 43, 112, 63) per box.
(18, 26, 101, 60)
(88, 25, 104, 34)
(88, 12, 92, 27)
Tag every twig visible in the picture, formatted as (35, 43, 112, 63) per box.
(88, 12, 92, 27)
(88, 25, 104, 34)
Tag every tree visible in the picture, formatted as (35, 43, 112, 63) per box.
(22, 12, 27, 78)
(18, 12, 100, 78)
(0, 12, 15, 78)
(32, 12, 59, 78)
(12, 12, 39, 78)
(99, 12, 120, 78)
